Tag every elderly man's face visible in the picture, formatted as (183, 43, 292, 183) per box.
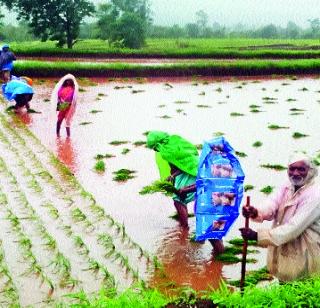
(288, 160, 310, 187)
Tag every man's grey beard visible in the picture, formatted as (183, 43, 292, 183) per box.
(289, 175, 306, 187)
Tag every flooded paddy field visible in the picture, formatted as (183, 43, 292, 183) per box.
(0, 75, 319, 305)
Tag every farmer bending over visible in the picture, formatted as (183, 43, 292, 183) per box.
(240, 152, 320, 281)
(2, 79, 33, 112)
(147, 131, 224, 254)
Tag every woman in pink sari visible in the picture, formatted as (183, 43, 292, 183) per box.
(51, 74, 78, 137)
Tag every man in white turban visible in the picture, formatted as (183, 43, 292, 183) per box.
(240, 152, 320, 281)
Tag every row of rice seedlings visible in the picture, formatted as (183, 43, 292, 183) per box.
(0, 240, 19, 305)
(260, 164, 287, 171)
(0, 157, 78, 293)
(0, 116, 153, 269)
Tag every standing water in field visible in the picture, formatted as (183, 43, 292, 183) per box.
(7, 75, 320, 292)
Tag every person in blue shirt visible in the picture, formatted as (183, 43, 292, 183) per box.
(2, 79, 33, 112)
(0, 44, 17, 82)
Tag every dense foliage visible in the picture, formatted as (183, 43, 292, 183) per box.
(96, 0, 150, 48)
(0, 0, 95, 48)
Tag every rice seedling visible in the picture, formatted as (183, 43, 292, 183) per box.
(260, 164, 287, 171)
(89, 204, 105, 219)
(286, 98, 297, 102)
(164, 83, 173, 88)
(112, 169, 136, 182)
(79, 88, 86, 92)
(196, 104, 211, 108)
(27, 178, 42, 193)
(84, 259, 101, 274)
(176, 109, 184, 113)
(79, 122, 92, 126)
(121, 148, 130, 155)
(261, 87, 266, 91)
(281, 82, 290, 86)
(109, 140, 129, 145)
(94, 160, 105, 173)
(44, 98, 50, 102)
(50, 252, 71, 275)
(159, 115, 171, 119)
(215, 87, 222, 92)
(244, 184, 254, 192)
(299, 87, 308, 91)
(131, 90, 145, 94)
(213, 131, 224, 137)
(268, 124, 289, 130)
(174, 100, 190, 104)
(230, 112, 244, 116)
(59, 276, 80, 289)
(289, 108, 305, 112)
(97, 93, 106, 97)
(228, 237, 258, 246)
(234, 85, 242, 89)
(249, 104, 261, 109)
(235, 151, 247, 157)
(90, 110, 103, 114)
(73, 236, 89, 256)
(196, 144, 203, 150)
(142, 131, 150, 136)
(260, 185, 274, 194)
(94, 153, 115, 160)
(133, 141, 146, 146)
(252, 141, 263, 147)
(192, 82, 198, 86)
(158, 104, 166, 108)
(139, 180, 178, 196)
(290, 112, 304, 116)
(198, 91, 206, 95)
(292, 132, 308, 139)
(43, 234, 57, 251)
(71, 208, 87, 223)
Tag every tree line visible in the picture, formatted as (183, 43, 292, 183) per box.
(0, 1, 320, 49)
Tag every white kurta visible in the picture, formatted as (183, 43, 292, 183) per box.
(253, 178, 320, 281)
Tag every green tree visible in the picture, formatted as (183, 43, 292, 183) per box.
(0, 0, 95, 48)
(185, 23, 200, 38)
(96, 0, 150, 48)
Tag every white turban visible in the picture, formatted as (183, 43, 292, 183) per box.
(288, 151, 318, 184)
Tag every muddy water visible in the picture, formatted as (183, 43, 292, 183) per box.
(15, 75, 320, 291)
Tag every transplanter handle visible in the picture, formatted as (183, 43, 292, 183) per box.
(240, 195, 250, 293)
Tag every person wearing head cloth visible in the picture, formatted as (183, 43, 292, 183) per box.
(146, 131, 198, 229)
(240, 152, 320, 281)
(51, 74, 79, 137)
(0, 44, 17, 83)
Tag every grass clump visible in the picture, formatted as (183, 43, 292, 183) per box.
(230, 112, 244, 117)
(79, 121, 92, 126)
(139, 180, 178, 196)
(94, 160, 105, 173)
(121, 148, 130, 155)
(90, 109, 103, 114)
(292, 132, 308, 139)
(244, 184, 254, 192)
(260, 164, 287, 171)
(260, 185, 274, 194)
(94, 153, 115, 160)
(268, 124, 289, 130)
(174, 100, 190, 104)
(252, 141, 263, 147)
(113, 169, 136, 182)
(196, 104, 211, 108)
(235, 151, 247, 157)
(109, 140, 130, 145)
(133, 140, 146, 146)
